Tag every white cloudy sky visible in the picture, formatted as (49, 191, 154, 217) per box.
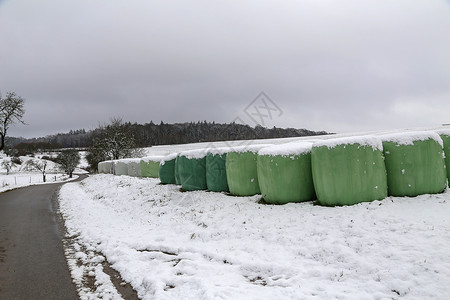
(1, 0, 450, 138)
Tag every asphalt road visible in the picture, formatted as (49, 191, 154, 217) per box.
(0, 175, 87, 300)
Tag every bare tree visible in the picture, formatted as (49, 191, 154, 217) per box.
(0, 92, 26, 150)
(86, 117, 143, 172)
(57, 149, 80, 178)
(1, 158, 16, 175)
(23, 159, 47, 182)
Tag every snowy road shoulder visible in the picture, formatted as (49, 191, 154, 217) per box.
(59, 175, 450, 299)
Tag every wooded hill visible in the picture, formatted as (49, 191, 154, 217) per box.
(6, 121, 328, 150)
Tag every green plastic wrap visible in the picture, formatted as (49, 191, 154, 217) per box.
(311, 137, 388, 206)
(226, 151, 261, 196)
(438, 132, 450, 182)
(159, 157, 176, 184)
(382, 135, 446, 197)
(178, 155, 207, 191)
(140, 160, 160, 178)
(257, 152, 314, 204)
(206, 153, 229, 192)
(175, 155, 181, 185)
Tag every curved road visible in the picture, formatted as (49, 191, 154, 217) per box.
(0, 175, 87, 300)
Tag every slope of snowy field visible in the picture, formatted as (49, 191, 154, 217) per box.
(140, 126, 448, 157)
(0, 156, 72, 192)
(59, 174, 450, 300)
(0, 154, 87, 192)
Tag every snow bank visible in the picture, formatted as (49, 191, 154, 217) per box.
(59, 175, 450, 300)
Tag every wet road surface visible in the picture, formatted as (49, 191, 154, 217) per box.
(0, 175, 87, 300)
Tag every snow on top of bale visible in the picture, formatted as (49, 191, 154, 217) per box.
(100, 160, 114, 164)
(206, 147, 235, 156)
(259, 141, 314, 156)
(435, 128, 450, 137)
(314, 135, 383, 151)
(160, 153, 178, 165)
(118, 158, 141, 163)
(141, 156, 165, 163)
(179, 148, 208, 159)
(226, 144, 272, 154)
(381, 131, 443, 147)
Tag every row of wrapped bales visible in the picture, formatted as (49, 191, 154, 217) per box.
(206, 147, 230, 192)
(140, 156, 163, 178)
(126, 158, 142, 177)
(154, 129, 447, 206)
(158, 147, 232, 192)
(257, 142, 315, 204)
(178, 149, 208, 191)
(436, 129, 450, 182)
(175, 155, 181, 185)
(98, 161, 110, 174)
(114, 160, 129, 176)
(311, 136, 388, 206)
(381, 132, 446, 197)
(226, 144, 271, 196)
(159, 153, 177, 184)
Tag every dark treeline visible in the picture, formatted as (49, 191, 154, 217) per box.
(6, 121, 328, 150)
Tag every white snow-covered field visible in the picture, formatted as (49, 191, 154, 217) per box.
(59, 174, 450, 300)
(0, 153, 88, 192)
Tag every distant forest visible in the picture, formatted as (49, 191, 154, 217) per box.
(6, 121, 328, 151)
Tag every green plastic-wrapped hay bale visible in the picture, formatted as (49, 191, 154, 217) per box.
(206, 148, 230, 192)
(226, 144, 272, 196)
(178, 149, 207, 191)
(115, 160, 129, 176)
(311, 136, 388, 206)
(436, 129, 450, 182)
(381, 131, 446, 197)
(257, 142, 315, 204)
(127, 158, 142, 177)
(140, 156, 163, 178)
(175, 155, 181, 185)
(159, 153, 178, 184)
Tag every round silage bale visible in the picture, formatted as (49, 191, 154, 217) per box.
(226, 144, 272, 196)
(97, 161, 106, 173)
(311, 136, 388, 206)
(159, 153, 177, 184)
(206, 147, 230, 192)
(103, 160, 113, 174)
(381, 131, 446, 197)
(257, 142, 315, 204)
(127, 158, 142, 177)
(140, 156, 163, 178)
(436, 129, 450, 182)
(178, 149, 208, 191)
(115, 160, 129, 176)
(175, 155, 181, 185)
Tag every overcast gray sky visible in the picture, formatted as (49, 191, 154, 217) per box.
(1, 0, 450, 138)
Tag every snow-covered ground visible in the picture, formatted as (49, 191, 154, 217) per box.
(59, 174, 450, 300)
(0, 154, 87, 192)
